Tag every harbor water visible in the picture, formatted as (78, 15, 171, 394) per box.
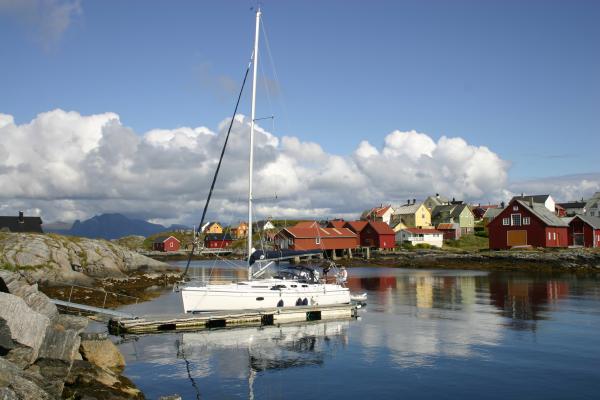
(115, 261, 600, 399)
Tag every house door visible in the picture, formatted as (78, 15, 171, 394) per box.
(573, 233, 584, 246)
(507, 230, 527, 247)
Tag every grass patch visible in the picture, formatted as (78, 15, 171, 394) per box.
(443, 234, 489, 251)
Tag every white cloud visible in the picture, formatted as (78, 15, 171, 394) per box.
(0, 0, 82, 51)
(6, 109, 588, 226)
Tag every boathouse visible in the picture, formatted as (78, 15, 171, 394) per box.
(274, 222, 358, 253)
(488, 199, 568, 250)
(567, 215, 600, 247)
(204, 233, 233, 248)
(0, 211, 43, 233)
(357, 221, 396, 249)
(152, 236, 181, 252)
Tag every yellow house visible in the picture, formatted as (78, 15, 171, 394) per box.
(202, 222, 223, 234)
(393, 202, 432, 228)
(231, 222, 248, 239)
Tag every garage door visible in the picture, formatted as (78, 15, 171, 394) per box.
(507, 230, 527, 247)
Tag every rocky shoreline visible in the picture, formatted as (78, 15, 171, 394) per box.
(1, 270, 143, 399)
(338, 249, 600, 271)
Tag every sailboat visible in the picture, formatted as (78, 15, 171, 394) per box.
(180, 8, 352, 313)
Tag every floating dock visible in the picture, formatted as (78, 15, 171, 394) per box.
(108, 303, 357, 334)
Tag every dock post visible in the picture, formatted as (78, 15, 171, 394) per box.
(364, 247, 370, 260)
(347, 248, 353, 259)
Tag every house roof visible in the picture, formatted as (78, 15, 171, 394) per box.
(394, 203, 422, 215)
(255, 220, 275, 229)
(294, 221, 319, 229)
(344, 221, 368, 233)
(282, 226, 357, 239)
(482, 207, 503, 220)
(425, 195, 449, 206)
(327, 220, 346, 228)
(362, 205, 392, 219)
(557, 201, 586, 209)
(514, 200, 568, 227)
(0, 216, 43, 233)
(436, 223, 458, 230)
(511, 194, 551, 205)
(205, 233, 233, 241)
(572, 215, 600, 229)
(431, 203, 471, 219)
(153, 235, 180, 244)
(367, 221, 395, 235)
(402, 228, 443, 235)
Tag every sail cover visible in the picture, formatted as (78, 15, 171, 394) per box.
(249, 249, 322, 265)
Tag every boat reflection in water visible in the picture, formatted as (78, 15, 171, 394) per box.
(176, 320, 349, 398)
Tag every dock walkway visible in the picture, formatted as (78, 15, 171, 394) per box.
(51, 299, 136, 319)
(109, 303, 357, 334)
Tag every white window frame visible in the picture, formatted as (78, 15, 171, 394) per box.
(548, 232, 551, 240)
(316, 237, 321, 245)
(523, 217, 530, 225)
(513, 205, 519, 211)
(553, 232, 556, 240)
(511, 214, 522, 226)
(502, 217, 510, 226)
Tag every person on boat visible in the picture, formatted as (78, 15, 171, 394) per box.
(338, 266, 348, 285)
(322, 262, 332, 282)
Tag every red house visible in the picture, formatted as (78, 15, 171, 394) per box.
(346, 220, 395, 249)
(436, 223, 461, 240)
(327, 219, 346, 229)
(152, 235, 181, 252)
(568, 215, 600, 247)
(204, 233, 233, 248)
(488, 199, 568, 250)
(274, 221, 358, 251)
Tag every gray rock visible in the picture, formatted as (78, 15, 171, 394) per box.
(0, 319, 15, 354)
(79, 339, 125, 371)
(56, 314, 89, 334)
(4, 346, 35, 369)
(64, 360, 143, 400)
(79, 332, 108, 341)
(0, 293, 49, 363)
(0, 387, 18, 400)
(38, 324, 81, 363)
(0, 358, 51, 400)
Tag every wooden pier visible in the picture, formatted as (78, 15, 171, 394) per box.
(108, 303, 357, 334)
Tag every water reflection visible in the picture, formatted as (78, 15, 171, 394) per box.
(120, 263, 600, 399)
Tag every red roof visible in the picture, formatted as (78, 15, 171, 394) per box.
(403, 228, 442, 235)
(368, 221, 395, 235)
(344, 221, 368, 233)
(327, 220, 346, 228)
(436, 223, 457, 230)
(294, 221, 319, 228)
(283, 226, 357, 239)
(372, 205, 392, 217)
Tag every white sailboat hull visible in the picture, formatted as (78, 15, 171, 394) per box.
(181, 279, 351, 313)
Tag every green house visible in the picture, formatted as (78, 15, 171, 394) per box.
(431, 204, 475, 234)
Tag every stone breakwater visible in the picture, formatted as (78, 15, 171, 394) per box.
(341, 249, 600, 271)
(0, 233, 169, 285)
(0, 270, 143, 399)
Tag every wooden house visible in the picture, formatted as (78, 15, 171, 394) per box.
(344, 220, 368, 235)
(361, 205, 394, 225)
(274, 222, 358, 252)
(511, 194, 555, 213)
(204, 233, 233, 248)
(392, 200, 431, 228)
(431, 204, 475, 234)
(584, 192, 600, 217)
(326, 219, 346, 229)
(471, 205, 499, 220)
(488, 198, 568, 249)
(230, 222, 248, 239)
(482, 207, 503, 230)
(436, 223, 461, 240)
(254, 220, 276, 231)
(202, 222, 223, 234)
(357, 221, 396, 249)
(152, 235, 181, 252)
(0, 212, 43, 233)
(424, 194, 450, 210)
(557, 200, 586, 217)
(396, 228, 444, 248)
(568, 215, 600, 247)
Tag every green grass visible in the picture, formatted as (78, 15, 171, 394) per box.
(443, 234, 489, 251)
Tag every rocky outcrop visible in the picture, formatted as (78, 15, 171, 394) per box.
(0, 270, 143, 399)
(0, 232, 168, 284)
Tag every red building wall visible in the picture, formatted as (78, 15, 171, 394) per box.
(488, 201, 567, 249)
(359, 224, 395, 249)
(163, 237, 181, 252)
(205, 239, 232, 248)
(568, 218, 600, 247)
(276, 231, 358, 251)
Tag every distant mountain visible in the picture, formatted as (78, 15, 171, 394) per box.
(66, 213, 189, 240)
(44, 221, 73, 234)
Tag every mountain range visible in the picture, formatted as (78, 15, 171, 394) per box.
(45, 213, 189, 240)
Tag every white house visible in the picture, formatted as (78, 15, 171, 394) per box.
(396, 228, 444, 248)
(584, 192, 600, 217)
(510, 194, 555, 213)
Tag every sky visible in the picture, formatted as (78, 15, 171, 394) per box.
(0, 0, 599, 225)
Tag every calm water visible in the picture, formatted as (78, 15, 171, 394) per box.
(113, 262, 600, 399)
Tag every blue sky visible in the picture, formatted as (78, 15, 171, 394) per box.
(1, 0, 600, 224)
(1, 0, 598, 180)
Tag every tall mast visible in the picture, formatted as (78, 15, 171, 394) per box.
(248, 8, 261, 279)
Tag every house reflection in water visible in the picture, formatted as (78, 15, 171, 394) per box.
(488, 273, 569, 330)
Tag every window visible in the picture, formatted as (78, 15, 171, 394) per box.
(523, 217, 530, 225)
(502, 218, 510, 226)
(548, 232, 551, 240)
(511, 214, 521, 226)
(591, 211, 596, 217)
(553, 232, 556, 240)
(316, 237, 321, 245)
(513, 205, 519, 211)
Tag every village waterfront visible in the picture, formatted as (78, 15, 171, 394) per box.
(112, 260, 600, 400)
